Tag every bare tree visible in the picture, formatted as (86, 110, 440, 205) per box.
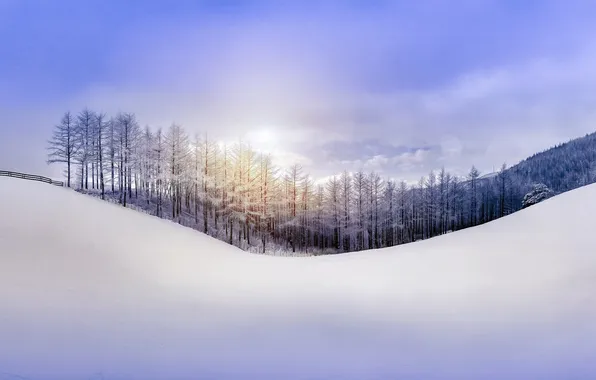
(154, 128, 165, 217)
(425, 170, 437, 238)
(165, 123, 190, 220)
(383, 179, 395, 247)
(339, 170, 352, 251)
(285, 163, 304, 252)
(368, 172, 383, 249)
(75, 108, 95, 189)
(468, 166, 480, 226)
(353, 170, 367, 251)
(95, 112, 107, 199)
(498, 163, 508, 217)
(438, 167, 448, 234)
(326, 176, 341, 250)
(47, 111, 77, 187)
(107, 117, 116, 193)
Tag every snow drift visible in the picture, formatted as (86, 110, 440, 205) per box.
(1, 176, 596, 380)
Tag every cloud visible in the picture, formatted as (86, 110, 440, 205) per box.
(3, 1, 596, 182)
(300, 41, 596, 180)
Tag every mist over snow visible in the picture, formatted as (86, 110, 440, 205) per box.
(1, 177, 596, 379)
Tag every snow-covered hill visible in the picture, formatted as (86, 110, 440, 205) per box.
(1, 176, 596, 380)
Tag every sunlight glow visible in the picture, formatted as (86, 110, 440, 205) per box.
(251, 128, 276, 144)
(246, 128, 279, 151)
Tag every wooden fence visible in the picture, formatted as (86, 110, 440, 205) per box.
(0, 170, 64, 187)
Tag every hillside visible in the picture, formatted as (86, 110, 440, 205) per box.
(1, 176, 596, 379)
(444, 131, 596, 237)
(509, 131, 596, 193)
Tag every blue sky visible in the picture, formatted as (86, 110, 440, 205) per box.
(2, 0, 596, 181)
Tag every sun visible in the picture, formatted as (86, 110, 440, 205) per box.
(247, 128, 279, 151)
(252, 129, 276, 144)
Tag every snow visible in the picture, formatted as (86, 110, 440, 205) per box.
(1, 176, 596, 380)
(477, 171, 498, 180)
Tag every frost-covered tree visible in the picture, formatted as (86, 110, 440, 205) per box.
(95, 112, 107, 199)
(113, 113, 140, 207)
(383, 179, 395, 247)
(107, 117, 117, 193)
(299, 173, 314, 252)
(425, 170, 437, 238)
(368, 172, 383, 249)
(165, 123, 190, 220)
(256, 153, 277, 252)
(353, 170, 367, 251)
(200, 134, 216, 233)
(47, 108, 596, 255)
(138, 126, 155, 205)
(47, 111, 78, 187)
(339, 170, 353, 251)
(396, 180, 410, 243)
(522, 183, 552, 209)
(74, 109, 95, 189)
(326, 175, 341, 250)
(284, 164, 304, 252)
(154, 128, 166, 217)
(467, 166, 480, 226)
(437, 167, 449, 235)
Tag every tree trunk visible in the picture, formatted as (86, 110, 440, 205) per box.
(99, 129, 104, 200)
(67, 159, 71, 188)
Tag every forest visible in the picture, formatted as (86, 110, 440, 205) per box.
(47, 109, 596, 255)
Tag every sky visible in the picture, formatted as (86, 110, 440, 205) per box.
(2, 0, 596, 182)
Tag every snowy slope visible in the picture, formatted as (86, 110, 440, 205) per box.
(477, 171, 498, 180)
(1, 176, 596, 380)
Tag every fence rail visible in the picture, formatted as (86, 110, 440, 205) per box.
(0, 170, 64, 187)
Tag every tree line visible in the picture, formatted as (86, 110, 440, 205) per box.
(48, 109, 593, 255)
